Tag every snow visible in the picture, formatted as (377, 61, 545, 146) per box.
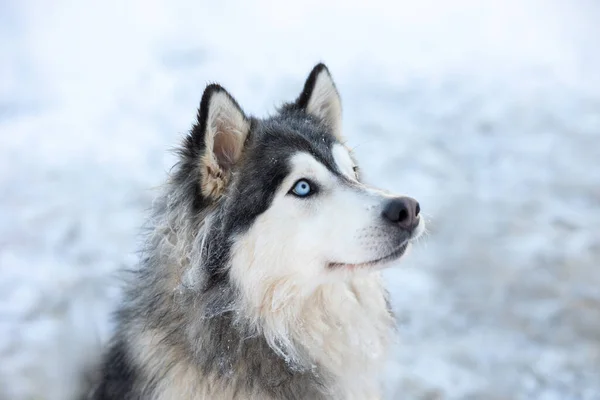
(1, 0, 599, 398)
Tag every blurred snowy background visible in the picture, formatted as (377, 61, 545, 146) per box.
(1, 0, 599, 399)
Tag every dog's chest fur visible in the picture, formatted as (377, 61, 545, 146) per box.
(91, 272, 393, 400)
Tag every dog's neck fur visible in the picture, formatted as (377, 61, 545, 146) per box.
(238, 273, 396, 397)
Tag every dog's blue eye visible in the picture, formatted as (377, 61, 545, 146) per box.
(291, 180, 312, 197)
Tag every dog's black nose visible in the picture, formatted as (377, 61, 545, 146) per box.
(382, 197, 420, 231)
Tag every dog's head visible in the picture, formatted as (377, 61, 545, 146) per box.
(175, 64, 424, 296)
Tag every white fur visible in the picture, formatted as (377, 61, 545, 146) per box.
(228, 149, 423, 398)
(306, 70, 343, 140)
(332, 143, 357, 180)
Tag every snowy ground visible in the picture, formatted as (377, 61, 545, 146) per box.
(1, 0, 599, 399)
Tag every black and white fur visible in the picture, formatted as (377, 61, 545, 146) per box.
(87, 63, 424, 400)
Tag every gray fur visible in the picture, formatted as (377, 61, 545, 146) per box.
(87, 65, 353, 399)
(84, 62, 420, 400)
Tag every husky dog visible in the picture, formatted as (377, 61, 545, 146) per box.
(88, 63, 424, 400)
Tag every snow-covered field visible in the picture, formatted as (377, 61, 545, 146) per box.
(1, 0, 599, 398)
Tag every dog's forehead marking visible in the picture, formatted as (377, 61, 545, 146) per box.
(289, 152, 332, 180)
(288, 145, 355, 180)
(332, 144, 355, 179)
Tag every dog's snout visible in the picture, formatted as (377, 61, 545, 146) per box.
(382, 197, 420, 230)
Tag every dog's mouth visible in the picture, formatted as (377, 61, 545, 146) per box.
(328, 241, 410, 269)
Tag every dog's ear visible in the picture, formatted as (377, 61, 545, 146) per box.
(188, 84, 250, 199)
(293, 63, 343, 140)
